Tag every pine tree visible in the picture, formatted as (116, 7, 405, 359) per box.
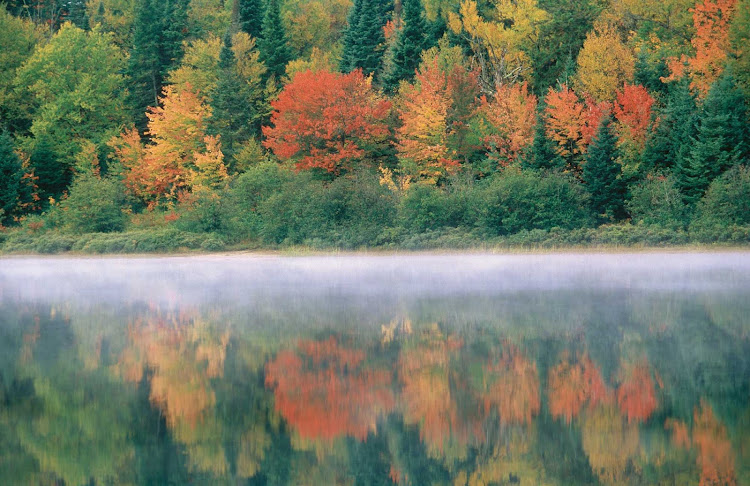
(382, 0, 428, 91)
(678, 74, 750, 204)
(209, 33, 257, 169)
(583, 116, 626, 221)
(161, 0, 190, 68)
(523, 112, 566, 171)
(128, 0, 167, 134)
(239, 0, 264, 39)
(93, 1, 105, 26)
(643, 79, 698, 173)
(0, 131, 23, 225)
(341, 0, 393, 79)
(258, 0, 291, 82)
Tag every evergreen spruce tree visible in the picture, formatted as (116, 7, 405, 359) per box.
(523, 112, 566, 172)
(93, 1, 105, 26)
(161, 0, 190, 68)
(340, 0, 363, 72)
(258, 0, 291, 82)
(677, 74, 750, 205)
(209, 33, 257, 168)
(0, 131, 23, 225)
(239, 0, 264, 39)
(341, 0, 393, 79)
(128, 0, 167, 133)
(382, 0, 428, 91)
(643, 79, 698, 173)
(583, 116, 626, 221)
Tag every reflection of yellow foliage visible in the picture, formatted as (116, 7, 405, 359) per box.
(482, 343, 540, 425)
(462, 428, 551, 486)
(237, 425, 272, 478)
(693, 401, 737, 486)
(582, 405, 640, 484)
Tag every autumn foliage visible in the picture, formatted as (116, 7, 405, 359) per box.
(263, 69, 392, 174)
(481, 342, 540, 425)
(264, 337, 395, 443)
(547, 352, 611, 423)
(665, 0, 738, 96)
(475, 82, 537, 168)
(616, 359, 659, 424)
(614, 83, 655, 150)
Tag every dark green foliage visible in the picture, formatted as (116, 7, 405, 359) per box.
(643, 80, 698, 173)
(128, 0, 167, 133)
(128, 0, 189, 133)
(690, 165, 750, 241)
(523, 112, 566, 171)
(583, 116, 626, 221)
(93, 1, 105, 25)
(59, 175, 127, 233)
(531, 0, 600, 93)
(678, 74, 750, 205)
(398, 183, 473, 233)
(258, 0, 292, 82)
(65, 0, 89, 30)
(0, 132, 23, 225)
(209, 34, 258, 165)
(239, 0, 264, 39)
(341, 0, 393, 79)
(477, 170, 592, 235)
(382, 0, 428, 91)
(626, 174, 687, 230)
(29, 135, 69, 204)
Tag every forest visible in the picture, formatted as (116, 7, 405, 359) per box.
(1, 0, 750, 252)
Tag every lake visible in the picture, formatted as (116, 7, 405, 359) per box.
(1, 253, 748, 485)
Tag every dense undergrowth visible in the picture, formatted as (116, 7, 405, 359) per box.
(2, 163, 748, 255)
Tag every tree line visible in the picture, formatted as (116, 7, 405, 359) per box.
(1, 0, 749, 250)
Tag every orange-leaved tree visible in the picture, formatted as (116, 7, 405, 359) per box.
(262, 69, 392, 174)
(614, 83, 655, 150)
(395, 58, 480, 184)
(111, 85, 229, 207)
(473, 82, 538, 169)
(664, 0, 738, 97)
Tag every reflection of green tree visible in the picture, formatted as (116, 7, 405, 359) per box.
(13, 308, 136, 486)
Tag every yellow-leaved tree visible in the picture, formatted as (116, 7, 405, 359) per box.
(448, 0, 548, 92)
(573, 24, 636, 102)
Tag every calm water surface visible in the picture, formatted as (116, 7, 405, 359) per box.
(1, 253, 749, 485)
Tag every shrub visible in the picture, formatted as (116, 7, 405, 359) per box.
(476, 171, 593, 235)
(690, 165, 750, 242)
(59, 175, 127, 233)
(627, 174, 687, 230)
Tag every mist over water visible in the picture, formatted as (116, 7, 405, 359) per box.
(1, 252, 749, 485)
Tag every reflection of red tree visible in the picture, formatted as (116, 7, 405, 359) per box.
(482, 343, 540, 425)
(265, 336, 395, 442)
(548, 352, 611, 423)
(616, 360, 658, 424)
(693, 401, 737, 486)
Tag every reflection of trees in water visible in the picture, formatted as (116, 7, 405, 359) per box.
(0, 297, 748, 485)
(265, 336, 395, 446)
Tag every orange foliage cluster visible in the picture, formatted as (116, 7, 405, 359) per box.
(263, 69, 392, 174)
(264, 336, 395, 443)
(614, 83, 655, 149)
(665, 0, 738, 96)
(476, 82, 537, 168)
(547, 352, 611, 423)
(118, 312, 228, 428)
(397, 332, 484, 453)
(111, 85, 228, 207)
(481, 342, 540, 425)
(616, 360, 658, 424)
(693, 401, 737, 486)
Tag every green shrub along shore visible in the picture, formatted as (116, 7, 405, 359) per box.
(2, 162, 749, 255)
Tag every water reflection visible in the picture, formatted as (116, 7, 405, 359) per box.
(0, 255, 749, 485)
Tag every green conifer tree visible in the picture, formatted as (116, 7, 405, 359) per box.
(677, 74, 749, 205)
(209, 33, 257, 169)
(583, 116, 626, 221)
(258, 0, 291, 82)
(239, 0, 264, 39)
(643, 79, 698, 173)
(523, 112, 566, 171)
(341, 0, 392, 79)
(128, 0, 166, 133)
(382, 0, 427, 91)
(0, 131, 23, 225)
(161, 0, 190, 67)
